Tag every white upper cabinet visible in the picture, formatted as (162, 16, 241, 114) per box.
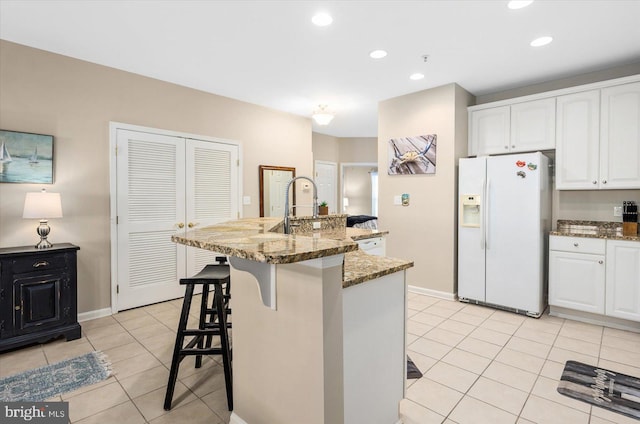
(555, 82, 640, 190)
(555, 90, 601, 189)
(470, 99, 555, 156)
(600, 82, 640, 189)
(469, 106, 510, 156)
(510, 98, 556, 152)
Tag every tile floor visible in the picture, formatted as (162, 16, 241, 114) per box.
(1, 292, 639, 423)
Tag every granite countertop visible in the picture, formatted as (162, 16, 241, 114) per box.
(343, 249, 413, 288)
(171, 216, 412, 287)
(550, 220, 640, 242)
(171, 217, 358, 264)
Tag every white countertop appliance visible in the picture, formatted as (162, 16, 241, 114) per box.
(458, 152, 551, 317)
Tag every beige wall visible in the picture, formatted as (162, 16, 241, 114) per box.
(343, 166, 373, 215)
(378, 83, 473, 294)
(476, 62, 640, 104)
(0, 40, 312, 314)
(338, 137, 377, 163)
(312, 132, 339, 163)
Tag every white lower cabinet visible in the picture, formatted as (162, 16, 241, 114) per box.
(605, 240, 640, 321)
(549, 251, 605, 314)
(549, 236, 640, 323)
(549, 236, 606, 314)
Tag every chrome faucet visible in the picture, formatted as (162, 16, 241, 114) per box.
(284, 176, 318, 234)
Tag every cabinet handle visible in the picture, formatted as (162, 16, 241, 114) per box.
(33, 261, 49, 268)
(598, 260, 603, 264)
(592, 180, 597, 185)
(573, 243, 579, 247)
(188, 222, 200, 228)
(177, 223, 185, 229)
(504, 146, 509, 149)
(14, 306, 20, 311)
(511, 145, 516, 148)
(602, 180, 607, 184)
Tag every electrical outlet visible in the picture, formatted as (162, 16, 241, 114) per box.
(614, 206, 622, 217)
(312, 221, 321, 230)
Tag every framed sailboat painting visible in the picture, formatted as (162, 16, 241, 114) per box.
(0, 129, 54, 183)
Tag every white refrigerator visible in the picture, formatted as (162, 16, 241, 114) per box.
(458, 152, 551, 317)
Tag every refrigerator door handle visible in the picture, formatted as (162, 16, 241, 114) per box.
(485, 178, 490, 250)
(481, 178, 486, 250)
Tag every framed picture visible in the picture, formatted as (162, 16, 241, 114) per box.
(0, 129, 54, 183)
(388, 134, 437, 175)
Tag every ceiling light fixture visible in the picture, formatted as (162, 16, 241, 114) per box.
(312, 12, 333, 27)
(530, 36, 553, 47)
(508, 0, 534, 10)
(409, 73, 425, 81)
(312, 105, 335, 125)
(369, 49, 388, 59)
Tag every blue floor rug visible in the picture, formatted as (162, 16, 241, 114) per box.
(0, 351, 112, 402)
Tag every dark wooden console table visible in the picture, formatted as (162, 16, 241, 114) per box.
(0, 243, 81, 352)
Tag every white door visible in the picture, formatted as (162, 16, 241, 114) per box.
(600, 81, 640, 189)
(457, 157, 486, 302)
(185, 139, 239, 276)
(267, 170, 289, 217)
(549, 250, 605, 314)
(472, 106, 510, 156)
(606, 240, 640, 322)
(510, 98, 556, 152)
(116, 129, 239, 310)
(315, 161, 337, 214)
(485, 153, 545, 314)
(116, 129, 187, 310)
(555, 90, 600, 190)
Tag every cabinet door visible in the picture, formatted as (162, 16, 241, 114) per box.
(555, 90, 600, 190)
(472, 106, 511, 155)
(605, 240, 640, 322)
(600, 82, 640, 189)
(549, 250, 605, 314)
(510, 98, 556, 152)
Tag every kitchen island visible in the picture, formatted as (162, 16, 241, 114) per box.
(172, 217, 413, 424)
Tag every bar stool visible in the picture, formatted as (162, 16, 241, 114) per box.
(164, 257, 233, 411)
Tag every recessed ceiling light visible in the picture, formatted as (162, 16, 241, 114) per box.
(508, 0, 534, 10)
(409, 73, 425, 81)
(312, 12, 333, 27)
(369, 50, 388, 59)
(530, 36, 553, 47)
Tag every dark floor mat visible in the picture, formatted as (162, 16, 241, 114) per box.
(558, 360, 640, 420)
(407, 355, 423, 379)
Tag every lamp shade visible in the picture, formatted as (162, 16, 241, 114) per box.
(312, 105, 335, 125)
(23, 190, 63, 219)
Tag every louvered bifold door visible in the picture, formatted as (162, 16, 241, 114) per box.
(116, 129, 187, 310)
(185, 139, 239, 275)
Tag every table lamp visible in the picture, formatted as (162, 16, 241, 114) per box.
(23, 188, 63, 249)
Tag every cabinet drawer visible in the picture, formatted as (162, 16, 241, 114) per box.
(11, 253, 69, 274)
(549, 236, 605, 255)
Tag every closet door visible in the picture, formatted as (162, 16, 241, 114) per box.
(116, 129, 186, 310)
(185, 139, 239, 276)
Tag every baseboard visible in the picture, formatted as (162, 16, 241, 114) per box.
(78, 307, 112, 323)
(408, 285, 457, 301)
(229, 413, 248, 424)
(549, 306, 640, 333)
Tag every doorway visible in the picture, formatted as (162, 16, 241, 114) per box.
(340, 162, 378, 216)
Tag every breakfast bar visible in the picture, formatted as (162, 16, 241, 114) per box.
(172, 217, 413, 424)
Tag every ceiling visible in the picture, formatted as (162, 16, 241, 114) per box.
(1, 1, 640, 137)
